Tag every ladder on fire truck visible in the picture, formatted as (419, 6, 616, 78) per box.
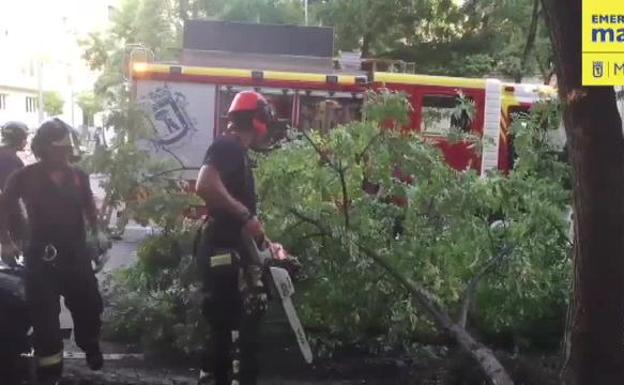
(482, 79, 503, 175)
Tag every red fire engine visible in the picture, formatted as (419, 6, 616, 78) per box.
(131, 62, 555, 178)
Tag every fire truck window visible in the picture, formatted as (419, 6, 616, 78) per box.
(299, 96, 362, 134)
(421, 95, 474, 134)
(217, 89, 236, 134)
(264, 94, 293, 143)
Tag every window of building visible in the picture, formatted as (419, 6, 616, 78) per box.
(26, 96, 38, 113)
(0, 94, 6, 110)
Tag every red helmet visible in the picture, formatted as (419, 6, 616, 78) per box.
(228, 91, 274, 136)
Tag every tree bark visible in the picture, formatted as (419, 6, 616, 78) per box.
(541, 2, 624, 385)
(517, 0, 540, 83)
(178, 0, 189, 21)
(361, 32, 372, 58)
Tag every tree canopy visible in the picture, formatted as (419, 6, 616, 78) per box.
(81, 0, 553, 90)
(42, 91, 64, 117)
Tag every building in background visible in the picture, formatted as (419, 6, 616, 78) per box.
(0, 0, 114, 133)
(0, 24, 40, 129)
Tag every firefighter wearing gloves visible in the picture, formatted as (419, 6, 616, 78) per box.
(0, 118, 105, 384)
(195, 91, 273, 385)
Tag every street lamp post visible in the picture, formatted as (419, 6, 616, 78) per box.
(68, 67, 74, 127)
(304, 0, 308, 26)
(37, 58, 44, 124)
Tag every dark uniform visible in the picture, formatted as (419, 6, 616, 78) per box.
(2, 162, 102, 380)
(0, 147, 24, 190)
(0, 121, 28, 190)
(198, 134, 262, 385)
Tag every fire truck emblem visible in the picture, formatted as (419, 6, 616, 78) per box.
(146, 86, 197, 147)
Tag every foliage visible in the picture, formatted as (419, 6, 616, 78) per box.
(80, 0, 203, 231)
(217, 0, 303, 24)
(315, 0, 552, 80)
(80, 101, 201, 232)
(91, 0, 567, 358)
(103, 92, 569, 358)
(43, 91, 64, 117)
(313, 0, 426, 57)
(82, 0, 553, 85)
(76, 91, 103, 127)
(103, 239, 207, 357)
(81, 0, 180, 107)
(255, 91, 570, 350)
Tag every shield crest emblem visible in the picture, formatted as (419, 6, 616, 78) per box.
(147, 86, 197, 147)
(593, 61, 605, 79)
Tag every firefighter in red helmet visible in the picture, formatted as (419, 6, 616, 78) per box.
(195, 91, 274, 385)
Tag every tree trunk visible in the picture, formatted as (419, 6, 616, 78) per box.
(361, 33, 372, 58)
(516, 0, 540, 83)
(541, 2, 624, 385)
(178, 0, 189, 21)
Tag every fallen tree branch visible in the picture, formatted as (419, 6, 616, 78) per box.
(283, 209, 514, 384)
(459, 219, 512, 328)
(336, 161, 351, 229)
(288, 208, 327, 234)
(458, 248, 511, 329)
(300, 128, 340, 172)
(355, 132, 384, 165)
(356, 243, 514, 385)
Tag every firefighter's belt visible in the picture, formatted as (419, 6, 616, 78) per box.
(38, 351, 63, 367)
(210, 253, 234, 267)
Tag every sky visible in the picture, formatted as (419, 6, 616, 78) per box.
(0, 0, 115, 52)
(0, 0, 117, 91)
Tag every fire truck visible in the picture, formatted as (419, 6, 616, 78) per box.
(131, 61, 555, 178)
(126, 20, 556, 183)
(104, 20, 560, 231)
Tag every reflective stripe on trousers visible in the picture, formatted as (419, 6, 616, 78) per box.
(38, 351, 63, 367)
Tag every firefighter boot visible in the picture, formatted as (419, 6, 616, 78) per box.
(86, 347, 103, 370)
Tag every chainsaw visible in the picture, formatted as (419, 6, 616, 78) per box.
(241, 234, 313, 364)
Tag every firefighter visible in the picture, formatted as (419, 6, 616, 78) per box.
(0, 118, 105, 384)
(195, 91, 273, 385)
(0, 121, 28, 190)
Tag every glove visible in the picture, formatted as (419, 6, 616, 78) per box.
(98, 231, 113, 251)
(268, 242, 304, 280)
(1, 241, 21, 267)
(89, 231, 112, 253)
(88, 231, 112, 271)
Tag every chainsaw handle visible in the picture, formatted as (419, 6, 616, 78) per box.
(241, 233, 272, 266)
